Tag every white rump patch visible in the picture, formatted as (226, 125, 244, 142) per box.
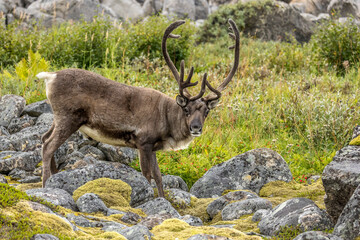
(36, 72, 57, 98)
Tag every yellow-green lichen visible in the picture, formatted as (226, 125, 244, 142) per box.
(151, 218, 262, 240)
(259, 180, 326, 209)
(349, 135, 360, 146)
(15, 182, 42, 191)
(73, 178, 132, 208)
(177, 196, 215, 223)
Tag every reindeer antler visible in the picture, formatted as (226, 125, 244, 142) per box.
(204, 19, 240, 102)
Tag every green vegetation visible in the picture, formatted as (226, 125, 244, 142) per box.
(1, 12, 360, 191)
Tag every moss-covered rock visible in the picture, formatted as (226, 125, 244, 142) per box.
(177, 196, 215, 222)
(15, 182, 42, 191)
(349, 135, 360, 146)
(259, 180, 326, 209)
(73, 178, 132, 208)
(151, 218, 262, 240)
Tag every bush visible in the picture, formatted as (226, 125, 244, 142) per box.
(311, 18, 360, 74)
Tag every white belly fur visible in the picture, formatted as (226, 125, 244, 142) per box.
(163, 136, 194, 151)
(79, 125, 127, 146)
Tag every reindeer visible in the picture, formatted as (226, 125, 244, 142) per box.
(37, 19, 240, 197)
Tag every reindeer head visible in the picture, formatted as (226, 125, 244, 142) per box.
(162, 19, 240, 136)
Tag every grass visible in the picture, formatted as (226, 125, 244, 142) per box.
(1, 16, 359, 190)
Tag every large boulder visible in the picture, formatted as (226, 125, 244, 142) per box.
(136, 197, 181, 218)
(76, 193, 108, 214)
(333, 184, 360, 240)
(101, 0, 144, 21)
(45, 162, 154, 206)
(0, 95, 26, 128)
(162, 0, 196, 20)
(322, 145, 360, 222)
(290, 0, 331, 15)
(190, 148, 292, 198)
(22, 100, 52, 117)
(221, 198, 272, 221)
(258, 198, 333, 236)
(0, 150, 41, 173)
(327, 0, 360, 19)
(26, 188, 78, 211)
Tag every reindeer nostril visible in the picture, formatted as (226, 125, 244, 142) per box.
(191, 125, 202, 132)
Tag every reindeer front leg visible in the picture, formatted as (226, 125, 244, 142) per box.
(139, 145, 165, 198)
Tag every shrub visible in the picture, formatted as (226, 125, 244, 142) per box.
(311, 18, 360, 74)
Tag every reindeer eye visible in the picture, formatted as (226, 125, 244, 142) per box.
(205, 109, 210, 117)
(184, 107, 190, 117)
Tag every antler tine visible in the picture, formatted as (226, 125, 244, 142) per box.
(204, 19, 240, 102)
(189, 73, 207, 101)
(162, 20, 194, 98)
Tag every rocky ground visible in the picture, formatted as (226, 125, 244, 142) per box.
(1, 94, 360, 239)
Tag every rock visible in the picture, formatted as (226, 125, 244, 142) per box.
(294, 231, 343, 240)
(19, 176, 41, 183)
(195, 0, 209, 20)
(290, 0, 330, 15)
(78, 145, 106, 161)
(0, 151, 41, 173)
(252, 209, 271, 222)
(322, 145, 360, 222)
(0, 126, 10, 136)
(121, 211, 143, 224)
(27, 0, 116, 23)
(106, 208, 126, 216)
(333, 184, 360, 240)
(0, 174, 7, 183)
(118, 225, 153, 240)
(137, 197, 180, 218)
(97, 143, 137, 165)
(222, 198, 272, 221)
(66, 213, 94, 228)
(300, 13, 330, 23)
(101, 0, 144, 21)
(8, 167, 30, 179)
(167, 188, 192, 208)
(26, 188, 78, 211)
(352, 125, 360, 139)
(162, 0, 196, 20)
(180, 215, 203, 226)
(207, 190, 259, 219)
(138, 213, 173, 230)
(258, 198, 333, 236)
(0, 95, 26, 128)
(101, 221, 127, 232)
(190, 148, 292, 198)
(76, 193, 108, 214)
(152, 174, 189, 191)
(22, 100, 52, 117)
(327, 0, 360, 19)
(187, 234, 231, 240)
(31, 234, 60, 240)
(45, 162, 154, 207)
(307, 175, 321, 185)
(7, 115, 36, 134)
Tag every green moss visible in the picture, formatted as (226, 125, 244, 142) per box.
(259, 180, 326, 209)
(15, 182, 42, 192)
(349, 135, 360, 146)
(151, 218, 262, 240)
(0, 183, 30, 208)
(73, 178, 132, 208)
(177, 196, 215, 223)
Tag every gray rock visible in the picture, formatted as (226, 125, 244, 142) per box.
(19, 176, 41, 183)
(333, 183, 360, 240)
(222, 198, 272, 221)
(97, 143, 137, 165)
(352, 125, 360, 139)
(101, 221, 127, 232)
(162, 0, 196, 20)
(22, 100, 52, 117)
(106, 208, 126, 216)
(151, 174, 189, 191)
(307, 175, 321, 185)
(45, 162, 154, 207)
(190, 148, 292, 198)
(300, 12, 330, 24)
(0, 174, 7, 183)
(327, 0, 360, 19)
(252, 209, 271, 222)
(76, 193, 108, 214)
(31, 234, 59, 240)
(167, 188, 192, 208)
(0, 126, 10, 136)
(8, 115, 36, 134)
(258, 198, 333, 236)
(118, 225, 153, 240)
(58, 151, 85, 170)
(322, 145, 360, 222)
(0, 151, 41, 173)
(207, 191, 259, 219)
(187, 234, 231, 240)
(290, 0, 330, 15)
(79, 145, 106, 161)
(26, 188, 77, 211)
(8, 167, 30, 179)
(137, 197, 180, 218)
(294, 231, 343, 240)
(0, 95, 26, 128)
(180, 215, 203, 226)
(66, 213, 94, 228)
(138, 213, 173, 230)
(195, 0, 209, 20)
(101, 0, 144, 20)
(120, 211, 142, 225)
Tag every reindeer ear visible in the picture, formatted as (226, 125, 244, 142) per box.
(207, 99, 219, 109)
(176, 95, 188, 107)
